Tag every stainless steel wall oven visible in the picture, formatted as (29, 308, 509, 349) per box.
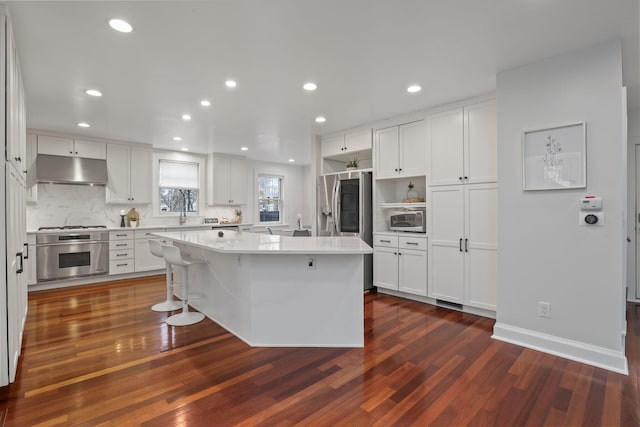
(36, 229, 109, 282)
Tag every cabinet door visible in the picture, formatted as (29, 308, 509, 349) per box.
(25, 133, 37, 204)
(344, 129, 372, 153)
(465, 101, 497, 184)
(320, 135, 346, 158)
(427, 108, 464, 186)
(129, 148, 151, 203)
(74, 140, 107, 160)
(464, 184, 497, 310)
(428, 185, 464, 303)
(106, 144, 131, 203)
(228, 157, 247, 205)
(134, 239, 165, 272)
(211, 155, 231, 205)
(398, 249, 427, 296)
(398, 120, 426, 177)
(373, 247, 398, 290)
(375, 126, 400, 179)
(37, 135, 74, 157)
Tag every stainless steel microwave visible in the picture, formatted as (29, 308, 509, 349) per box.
(389, 209, 426, 232)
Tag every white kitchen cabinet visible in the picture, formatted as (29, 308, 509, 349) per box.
(134, 228, 167, 272)
(25, 133, 37, 204)
(109, 230, 134, 274)
(6, 21, 26, 181)
(427, 183, 497, 310)
(321, 129, 372, 158)
(427, 100, 496, 186)
(37, 135, 106, 159)
(208, 154, 247, 205)
(375, 120, 425, 179)
(373, 234, 427, 296)
(106, 144, 151, 204)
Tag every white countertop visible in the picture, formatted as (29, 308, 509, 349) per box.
(152, 229, 373, 255)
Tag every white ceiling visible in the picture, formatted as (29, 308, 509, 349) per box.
(7, 1, 639, 165)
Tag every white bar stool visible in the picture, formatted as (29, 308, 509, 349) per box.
(148, 239, 181, 312)
(162, 245, 206, 326)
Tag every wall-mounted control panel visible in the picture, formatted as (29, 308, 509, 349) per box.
(578, 196, 604, 226)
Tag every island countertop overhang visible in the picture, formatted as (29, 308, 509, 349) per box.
(151, 230, 373, 255)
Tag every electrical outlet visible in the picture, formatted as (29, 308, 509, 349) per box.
(538, 302, 551, 318)
(306, 256, 316, 270)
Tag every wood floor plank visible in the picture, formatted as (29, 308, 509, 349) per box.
(0, 277, 637, 426)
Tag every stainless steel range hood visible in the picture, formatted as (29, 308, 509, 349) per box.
(34, 154, 108, 185)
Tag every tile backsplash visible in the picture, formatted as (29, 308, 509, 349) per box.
(26, 184, 237, 230)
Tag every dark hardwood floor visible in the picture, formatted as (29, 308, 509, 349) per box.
(0, 276, 638, 426)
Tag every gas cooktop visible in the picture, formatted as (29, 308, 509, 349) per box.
(38, 225, 108, 231)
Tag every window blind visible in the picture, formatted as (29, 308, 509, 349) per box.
(159, 160, 199, 189)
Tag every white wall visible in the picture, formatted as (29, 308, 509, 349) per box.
(494, 40, 628, 373)
(247, 159, 306, 227)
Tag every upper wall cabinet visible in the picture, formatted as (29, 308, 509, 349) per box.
(207, 154, 247, 205)
(375, 120, 426, 179)
(105, 144, 151, 204)
(321, 129, 372, 159)
(427, 100, 496, 186)
(37, 135, 106, 160)
(6, 16, 26, 181)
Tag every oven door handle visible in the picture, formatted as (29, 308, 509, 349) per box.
(36, 241, 107, 246)
(16, 252, 24, 274)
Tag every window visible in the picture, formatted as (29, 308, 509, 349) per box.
(158, 160, 199, 214)
(258, 174, 283, 223)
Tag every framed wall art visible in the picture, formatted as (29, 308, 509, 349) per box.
(522, 121, 586, 191)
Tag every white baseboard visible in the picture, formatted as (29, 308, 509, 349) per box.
(492, 322, 628, 375)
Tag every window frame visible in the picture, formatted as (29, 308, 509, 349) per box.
(152, 152, 206, 218)
(256, 173, 284, 225)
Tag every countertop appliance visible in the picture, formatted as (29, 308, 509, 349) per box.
(317, 170, 373, 289)
(36, 225, 109, 282)
(389, 208, 426, 232)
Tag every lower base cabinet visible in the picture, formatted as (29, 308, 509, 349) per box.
(373, 234, 427, 297)
(134, 229, 167, 272)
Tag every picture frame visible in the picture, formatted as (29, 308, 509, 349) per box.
(522, 121, 586, 191)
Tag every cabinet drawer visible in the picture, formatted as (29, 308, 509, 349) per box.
(373, 235, 398, 247)
(110, 230, 134, 240)
(134, 229, 166, 240)
(110, 259, 134, 275)
(110, 249, 133, 261)
(399, 236, 427, 251)
(109, 240, 133, 251)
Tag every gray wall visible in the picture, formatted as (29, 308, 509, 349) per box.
(494, 41, 627, 372)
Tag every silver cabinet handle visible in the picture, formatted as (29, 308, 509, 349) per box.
(116, 263, 128, 267)
(380, 239, 391, 243)
(116, 253, 127, 257)
(116, 243, 127, 247)
(406, 242, 419, 245)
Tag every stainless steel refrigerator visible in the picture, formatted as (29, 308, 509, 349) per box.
(317, 171, 373, 290)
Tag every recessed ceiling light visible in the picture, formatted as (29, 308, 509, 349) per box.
(200, 100, 211, 107)
(225, 80, 237, 88)
(173, 136, 182, 141)
(181, 147, 189, 151)
(85, 89, 102, 97)
(240, 146, 248, 151)
(108, 18, 133, 33)
(77, 122, 90, 128)
(303, 82, 317, 91)
(182, 114, 191, 121)
(407, 85, 422, 93)
(288, 158, 295, 163)
(315, 116, 326, 123)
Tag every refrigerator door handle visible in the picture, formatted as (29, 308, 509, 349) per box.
(334, 179, 341, 233)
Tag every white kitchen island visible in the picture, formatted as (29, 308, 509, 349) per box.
(152, 229, 373, 347)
